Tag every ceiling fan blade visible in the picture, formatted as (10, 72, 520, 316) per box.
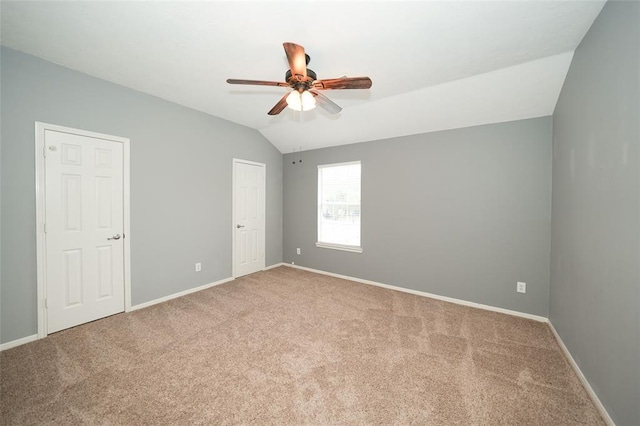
(227, 79, 290, 87)
(267, 92, 290, 115)
(310, 90, 342, 114)
(312, 77, 373, 90)
(283, 42, 307, 80)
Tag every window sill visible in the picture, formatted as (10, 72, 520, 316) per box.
(315, 242, 363, 253)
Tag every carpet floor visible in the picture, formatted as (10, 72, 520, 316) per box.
(1, 267, 603, 425)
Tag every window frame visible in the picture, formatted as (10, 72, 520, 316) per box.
(315, 160, 363, 253)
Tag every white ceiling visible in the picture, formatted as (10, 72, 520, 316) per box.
(1, 1, 605, 153)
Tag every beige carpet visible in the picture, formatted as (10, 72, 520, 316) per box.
(1, 267, 603, 424)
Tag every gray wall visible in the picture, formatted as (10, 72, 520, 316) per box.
(0, 47, 283, 344)
(550, 1, 640, 424)
(284, 117, 552, 317)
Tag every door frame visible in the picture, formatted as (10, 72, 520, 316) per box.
(35, 122, 132, 338)
(231, 158, 266, 278)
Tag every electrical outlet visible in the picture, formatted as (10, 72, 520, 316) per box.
(517, 281, 526, 293)
(195, 263, 202, 272)
(296, 248, 301, 255)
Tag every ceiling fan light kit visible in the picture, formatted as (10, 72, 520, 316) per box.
(227, 42, 372, 116)
(286, 90, 316, 112)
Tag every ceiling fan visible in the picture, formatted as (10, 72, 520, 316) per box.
(227, 42, 372, 115)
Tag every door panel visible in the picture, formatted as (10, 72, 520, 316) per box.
(63, 249, 83, 307)
(45, 130, 125, 333)
(234, 161, 265, 277)
(96, 245, 114, 299)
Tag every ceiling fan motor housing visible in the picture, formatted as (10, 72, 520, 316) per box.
(286, 68, 317, 87)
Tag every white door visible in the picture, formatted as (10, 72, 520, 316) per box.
(233, 160, 266, 277)
(44, 130, 125, 333)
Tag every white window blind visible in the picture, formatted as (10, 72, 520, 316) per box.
(317, 161, 362, 252)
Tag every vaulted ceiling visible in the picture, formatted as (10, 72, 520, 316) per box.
(1, 1, 606, 153)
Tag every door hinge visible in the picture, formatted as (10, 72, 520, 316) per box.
(43, 146, 47, 158)
(44, 223, 47, 233)
(44, 298, 48, 309)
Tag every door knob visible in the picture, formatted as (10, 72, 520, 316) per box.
(108, 234, 121, 240)
(236, 224, 244, 228)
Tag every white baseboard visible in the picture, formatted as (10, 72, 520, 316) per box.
(0, 334, 39, 352)
(282, 263, 548, 323)
(129, 276, 234, 312)
(264, 262, 286, 270)
(548, 322, 615, 425)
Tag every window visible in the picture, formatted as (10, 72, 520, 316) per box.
(316, 161, 362, 253)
